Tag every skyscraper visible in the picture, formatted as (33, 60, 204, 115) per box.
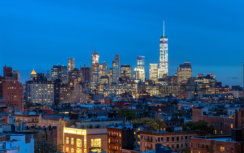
(121, 65, 132, 79)
(68, 58, 75, 72)
(134, 56, 145, 82)
(91, 51, 99, 88)
(112, 55, 120, 84)
(149, 63, 158, 82)
(175, 62, 192, 84)
(81, 65, 91, 83)
(51, 65, 68, 84)
(158, 21, 168, 79)
(99, 62, 109, 80)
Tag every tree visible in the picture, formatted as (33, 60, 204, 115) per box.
(133, 118, 166, 131)
(118, 109, 136, 121)
(183, 121, 214, 136)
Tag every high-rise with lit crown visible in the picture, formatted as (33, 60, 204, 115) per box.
(149, 63, 158, 82)
(158, 21, 168, 79)
(68, 58, 75, 72)
(134, 56, 145, 82)
(91, 51, 99, 89)
(112, 55, 120, 84)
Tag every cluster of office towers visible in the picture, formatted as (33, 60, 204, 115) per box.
(25, 25, 169, 104)
(89, 23, 169, 86)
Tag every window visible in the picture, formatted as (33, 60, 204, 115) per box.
(66, 137, 69, 144)
(71, 138, 74, 145)
(172, 137, 174, 141)
(71, 148, 74, 153)
(231, 123, 234, 129)
(76, 139, 82, 148)
(84, 139, 87, 148)
(185, 136, 187, 139)
(91, 138, 101, 147)
(76, 148, 82, 153)
(167, 137, 169, 141)
(161, 137, 163, 141)
(220, 146, 225, 152)
(66, 147, 69, 152)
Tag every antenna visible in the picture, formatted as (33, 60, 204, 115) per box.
(163, 20, 166, 37)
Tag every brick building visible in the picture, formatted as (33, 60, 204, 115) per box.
(190, 136, 242, 153)
(107, 126, 134, 153)
(139, 131, 197, 152)
(192, 107, 234, 135)
(0, 66, 24, 111)
(190, 108, 244, 153)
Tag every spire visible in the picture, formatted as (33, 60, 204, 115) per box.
(31, 69, 36, 75)
(163, 20, 166, 37)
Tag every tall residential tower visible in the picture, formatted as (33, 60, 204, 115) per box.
(134, 56, 145, 82)
(158, 21, 168, 79)
(91, 51, 99, 89)
(68, 58, 75, 72)
(112, 55, 120, 84)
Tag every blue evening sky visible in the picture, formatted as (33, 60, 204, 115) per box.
(0, 0, 244, 86)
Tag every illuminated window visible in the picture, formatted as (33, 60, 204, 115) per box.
(66, 147, 69, 152)
(71, 148, 74, 153)
(214, 130, 217, 135)
(84, 139, 87, 149)
(76, 148, 82, 153)
(66, 137, 69, 144)
(76, 139, 82, 147)
(231, 123, 233, 128)
(220, 146, 225, 151)
(84, 149, 87, 153)
(71, 138, 74, 145)
(91, 138, 101, 147)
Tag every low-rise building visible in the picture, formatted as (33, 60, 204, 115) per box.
(107, 126, 134, 153)
(0, 133, 34, 153)
(190, 135, 241, 153)
(139, 131, 197, 152)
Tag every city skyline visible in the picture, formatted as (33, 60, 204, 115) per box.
(1, 0, 244, 86)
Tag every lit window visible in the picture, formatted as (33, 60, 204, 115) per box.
(66, 137, 69, 144)
(71, 138, 74, 145)
(76, 139, 82, 147)
(66, 147, 69, 152)
(220, 146, 225, 151)
(84, 139, 87, 149)
(76, 148, 82, 153)
(231, 123, 233, 129)
(71, 148, 74, 153)
(91, 138, 101, 147)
